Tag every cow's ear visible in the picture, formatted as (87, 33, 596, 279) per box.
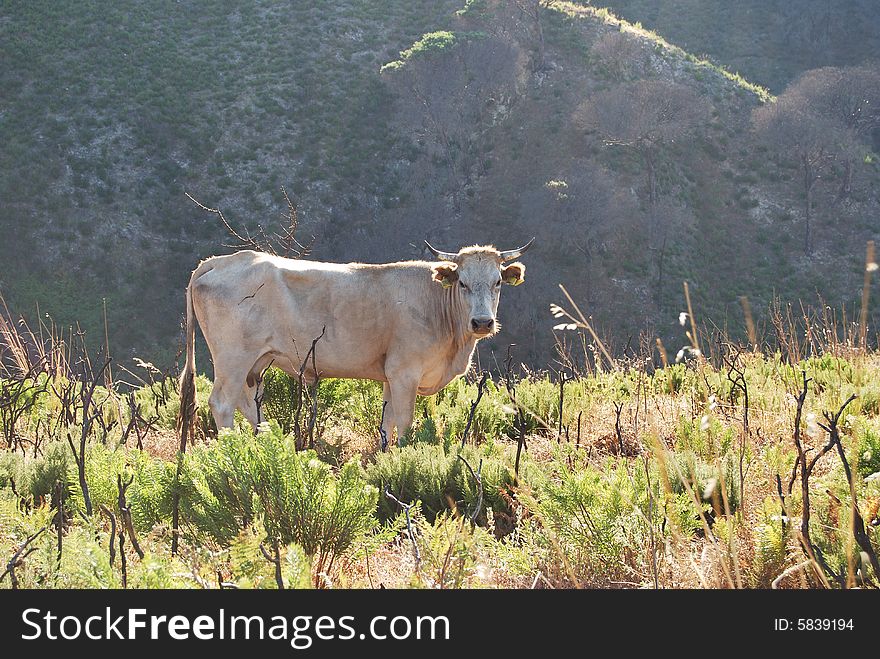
(431, 262, 458, 288)
(502, 262, 525, 286)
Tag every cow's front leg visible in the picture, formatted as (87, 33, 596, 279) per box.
(386, 372, 419, 444)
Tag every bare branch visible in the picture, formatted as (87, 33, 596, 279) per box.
(1, 526, 48, 589)
(385, 488, 421, 567)
(461, 371, 489, 448)
(457, 454, 484, 525)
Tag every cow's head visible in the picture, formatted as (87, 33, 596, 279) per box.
(427, 238, 533, 338)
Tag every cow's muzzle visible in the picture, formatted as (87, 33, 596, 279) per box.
(471, 317, 495, 335)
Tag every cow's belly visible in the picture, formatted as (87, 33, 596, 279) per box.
(267, 334, 388, 383)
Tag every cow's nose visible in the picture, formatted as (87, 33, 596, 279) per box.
(471, 317, 494, 333)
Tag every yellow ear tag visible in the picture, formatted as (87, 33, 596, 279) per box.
(505, 276, 523, 286)
(441, 278, 454, 288)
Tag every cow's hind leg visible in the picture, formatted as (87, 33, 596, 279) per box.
(208, 379, 236, 432)
(208, 358, 256, 432)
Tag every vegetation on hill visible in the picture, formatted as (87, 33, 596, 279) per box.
(597, 0, 880, 93)
(1, 1, 878, 372)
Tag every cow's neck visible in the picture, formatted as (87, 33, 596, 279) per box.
(423, 284, 478, 389)
(439, 283, 470, 350)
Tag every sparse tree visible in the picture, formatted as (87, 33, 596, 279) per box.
(575, 80, 709, 307)
(383, 33, 519, 210)
(510, 0, 553, 71)
(785, 65, 880, 200)
(520, 165, 638, 307)
(576, 80, 709, 227)
(590, 30, 649, 81)
(752, 69, 868, 255)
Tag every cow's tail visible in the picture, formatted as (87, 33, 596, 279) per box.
(176, 267, 199, 446)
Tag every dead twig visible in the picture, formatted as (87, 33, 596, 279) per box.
(260, 540, 285, 590)
(117, 474, 144, 559)
(385, 488, 420, 567)
(771, 560, 813, 589)
(99, 504, 117, 567)
(457, 454, 484, 525)
(1, 526, 48, 589)
(461, 371, 489, 448)
(819, 394, 880, 585)
(185, 190, 314, 259)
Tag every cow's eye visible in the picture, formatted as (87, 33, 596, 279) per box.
(494, 279, 502, 288)
(459, 281, 468, 291)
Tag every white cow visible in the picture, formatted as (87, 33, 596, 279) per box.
(178, 240, 531, 442)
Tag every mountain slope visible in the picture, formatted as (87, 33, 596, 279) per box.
(598, 0, 880, 92)
(1, 1, 878, 370)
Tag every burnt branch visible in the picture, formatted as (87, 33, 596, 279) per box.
(1, 525, 48, 589)
(293, 327, 325, 451)
(54, 480, 64, 563)
(99, 504, 117, 567)
(260, 540, 285, 590)
(173, 358, 198, 556)
(117, 474, 144, 559)
(0, 357, 48, 452)
(557, 370, 567, 443)
(461, 371, 489, 448)
(186, 189, 314, 259)
(457, 455, 484, 525)
(504, 346, 529, 486)
(613, 401, 624, 455)
(721, 344, 750, 508)
(378, 401, 389, 452)
(776, 474, 788, 538)
(790, 372, 846, 587)
(385, 488, 421, 567)
(65, 357, 111, 516)
(819, 395, 880, 584)
(119, 531, 127, 589)
(788, 372, 811, 495)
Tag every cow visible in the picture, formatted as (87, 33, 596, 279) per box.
(177, 239, 532, 444)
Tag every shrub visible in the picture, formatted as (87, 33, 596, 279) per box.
(261, 371, 384, 440)
(365, 443, 540, 524)
(853, 425, 880, 478)
(179, 421, 379, 573)
(227, 519, 312, 589)
(127, 451, 176, 532)
(260, 367, 297, 434)
(133, 375, 213, 432)
(749, 496, 788, 587)
(664, 449, 741, 514)
(428, 377, 512, 444)
(531, 461, 652, 584)
(415, 509, 494, 588)
(25, 440, 71, 506)
(0, 451, 23, 490)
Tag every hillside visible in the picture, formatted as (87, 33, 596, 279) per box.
(0, 0, 464, 363)
(1, 1, 879, 371)
(599, 0, 880, 92)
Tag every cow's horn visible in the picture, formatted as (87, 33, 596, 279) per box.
(499, 237, 535, 262)
(425, 240, 457, 262)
